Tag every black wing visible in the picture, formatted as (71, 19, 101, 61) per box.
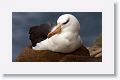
(29, 24, 52, 47)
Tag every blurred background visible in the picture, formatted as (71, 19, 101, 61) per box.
(12, 12, 102, 61)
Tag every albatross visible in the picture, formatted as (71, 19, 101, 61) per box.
(32, 14, 82, 53)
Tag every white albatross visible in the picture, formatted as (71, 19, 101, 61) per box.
(32, 14, 82, 53)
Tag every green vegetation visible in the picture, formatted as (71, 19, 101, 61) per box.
(93, 34, 102, 47)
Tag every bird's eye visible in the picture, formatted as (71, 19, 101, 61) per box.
(63, 19, 69, 25)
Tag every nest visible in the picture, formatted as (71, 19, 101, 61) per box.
(16, 45, 102, 62)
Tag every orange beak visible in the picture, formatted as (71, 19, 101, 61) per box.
(47, 24, 61, 38)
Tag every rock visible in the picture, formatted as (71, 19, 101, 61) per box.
(89, 47, 102, 58)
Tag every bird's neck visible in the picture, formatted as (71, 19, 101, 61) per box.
(60, 31, 80, 40)
(61, 29, 80, 36)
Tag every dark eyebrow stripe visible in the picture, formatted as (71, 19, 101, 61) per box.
(63, 18, 69, 25)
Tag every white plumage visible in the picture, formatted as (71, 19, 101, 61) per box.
(33, 14, 82, 53)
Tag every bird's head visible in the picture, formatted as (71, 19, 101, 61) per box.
(47, 14, 80, 38)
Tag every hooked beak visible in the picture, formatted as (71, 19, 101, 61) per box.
(47, 24, 61, 38)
